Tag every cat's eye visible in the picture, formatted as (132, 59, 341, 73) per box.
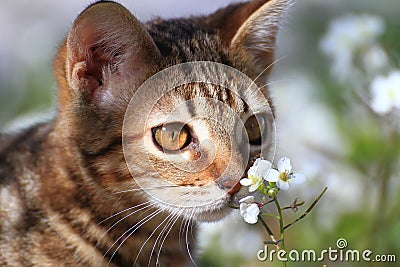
(244, 115, 266, 145)
(152, 123, 191, 151)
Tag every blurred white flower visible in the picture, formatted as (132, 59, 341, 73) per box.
(240, 158, 272, 192)
(370, 70, 400, 114)
(362, 45, 389, 74)
(320, 14, 385, 81)
(265, 157, 306, 191)
(329, 50, 354, 82)
(239, 196, 260, 224)
(320, 14, 384, 56)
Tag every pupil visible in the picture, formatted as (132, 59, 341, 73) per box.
(153, 123, 191, 151)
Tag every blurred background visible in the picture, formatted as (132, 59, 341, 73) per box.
(1, 0, 399, 266)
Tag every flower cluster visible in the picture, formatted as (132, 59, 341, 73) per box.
(238, 157, 305, 224)
(319, 14, 386, 82)
(234, 155, 327, 267)
(320, 13, 400, 116)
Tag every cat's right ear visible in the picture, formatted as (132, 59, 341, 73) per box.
(206, 0, 292, 79)
(55, 1, 160, 109)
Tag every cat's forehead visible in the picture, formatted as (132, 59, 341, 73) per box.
(145, 81, 271, 129)
(145, 19, 226, 64)
(153, 82, 244, 111)
(180, 82, 247, 112)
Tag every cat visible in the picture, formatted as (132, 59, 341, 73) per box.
(0, 0, 291, 266)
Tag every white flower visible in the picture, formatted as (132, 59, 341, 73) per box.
(239, 196, 260, 224)
(370, 70, 400, 114)
(328, 50, 354, 82)
(319, 14, 385, 81)
(265, 157, 305, 191)
(320, 14, 384, 57)
(240, 158, 272, 192)
(362, 45, 388, 75)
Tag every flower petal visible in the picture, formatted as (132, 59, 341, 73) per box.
(248, 158, 261, 177)
(239, 203, 247, 217)
(243, 204, 259, 224)
(277, 157, 292, 173)
(240, 178, 252, 186)
(277, 180, 290, 191)
(265, 169, 279, 182)
(289, 173, 306, 185)
(239, 196, 255, 204)
(256, 159, 273, 178)
(249, 181, 261, 192)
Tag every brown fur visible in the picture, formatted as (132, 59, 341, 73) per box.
(0, 0, 291, 266)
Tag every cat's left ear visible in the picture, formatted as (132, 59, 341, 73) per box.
(207, 0, 292, 78)
(55, 1, 161, 109)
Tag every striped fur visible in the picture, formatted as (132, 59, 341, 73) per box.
(0, 0, 290, 266)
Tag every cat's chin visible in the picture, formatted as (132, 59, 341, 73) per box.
(193, 185, 250, 222)
(193, 190, 247, 222)
(149, 193, 235, 223)
(192, 202, 233, 223)
(193, 202, 232, 222)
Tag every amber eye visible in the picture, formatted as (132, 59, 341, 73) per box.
(153, 123, 191, 151)
(244, 115, 265, 145)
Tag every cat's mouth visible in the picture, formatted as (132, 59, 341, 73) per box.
(227, 181, 242, 195)
(139, 175, 245, 223)
(192, 182, 247, 223)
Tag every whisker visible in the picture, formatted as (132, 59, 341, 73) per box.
(133, 211, 175, 267)
(178, 212, 186, 248)
(180, 212, 190, 249)
(97, 201, 151, 226)
(97, 202, 155, 252)
(142, 198, 182, 266)
(250, 55, 287, 85)
(155, 211, 183, 266)
(258, 78, 291, 90)
(112, 185, 179, 194)
(105, 208, 163, 266)
(147, 211, 180, 267)
(185, 208, 198, 267)
(189, 216, 196, 244)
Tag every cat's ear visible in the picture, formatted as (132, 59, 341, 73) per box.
(207, 0, 292, 78)
(56, 1, 160, 108)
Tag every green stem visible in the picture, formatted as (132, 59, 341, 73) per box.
(367, 163, 391, 267)
(274, 197, 287, 267)
(258, 215, 280, 249)
(259, 212, 280, 220)
(284, 187, 328, 230)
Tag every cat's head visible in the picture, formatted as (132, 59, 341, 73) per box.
(54, 0, 291, 222)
